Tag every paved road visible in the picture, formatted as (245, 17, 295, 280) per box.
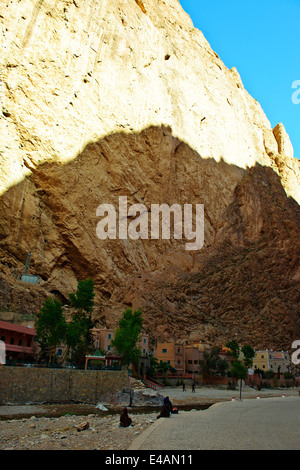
(129, 397, 300, 450)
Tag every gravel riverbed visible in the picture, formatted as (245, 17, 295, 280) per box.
(0, 407, 159, 450)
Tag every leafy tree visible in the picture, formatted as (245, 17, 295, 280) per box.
(69, 278, 95, 314)
(241, 344, 255, 368)
(231, 360, 248, 381)
(199, 347, 229, 377)
(35, 297, 67, 363)
(227, 340, 255, 400)
(147, 356, 159, 378)
(231, 359, 248, 400)
(226, 340, 240, 359)
(156, 360, 175, 384)
(35, 279, 96, 367)
(111, 308, 143, 369)
(66, 279, 96, 367)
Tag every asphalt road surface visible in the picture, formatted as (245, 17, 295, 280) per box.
(129, 396, 300, 450)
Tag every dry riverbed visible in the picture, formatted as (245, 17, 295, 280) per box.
(0, 406, 159, 450)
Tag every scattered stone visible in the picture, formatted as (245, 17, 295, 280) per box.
(76, 422, 90, 432)
(95, 404, 108, 411)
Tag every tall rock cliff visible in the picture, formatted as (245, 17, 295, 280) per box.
(0, 0, 299, 350)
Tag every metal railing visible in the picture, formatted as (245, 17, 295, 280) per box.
(143, 376, 164, 390)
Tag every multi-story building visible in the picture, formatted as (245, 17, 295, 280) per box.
(137, 334, 149, 357)
(253, 349, 291, 374)
(185, 342, 211, 374)
(92, 327, 115, 353)
(0, 320, 37, 362)
(153, 342, 185, 374)
(91, 327, 149, 357)
(154, 341, 237, 376)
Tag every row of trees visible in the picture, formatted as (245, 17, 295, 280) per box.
(35, 279, 145, 369)
(198, 340, 255, 381)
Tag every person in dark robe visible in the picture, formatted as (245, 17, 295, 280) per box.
(164, 396, 173, 413)
(157, 397, 172, 419)
(120, 407, 132, 427)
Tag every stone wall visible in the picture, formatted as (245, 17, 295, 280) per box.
(0, 367, 129, 405)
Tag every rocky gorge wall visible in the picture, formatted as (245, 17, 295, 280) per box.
(0, 0, 299, 351)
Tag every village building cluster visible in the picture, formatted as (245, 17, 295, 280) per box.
(0, 320, 292, 377)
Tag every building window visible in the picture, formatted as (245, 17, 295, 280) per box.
(57, 349, 63, 356)
(143, 349, 146, 355)
(1, 336, 5, 342)
(108, 345, 111, 351)
(178, 361, 181, 365)
(18, 339, 22, 346)
(27, 339, 31, 347)
(162, 349, 167, 353)
(177, 348, 181, 354)
(167, 360, 170, 365)
(144, 338, 147, 343)
(10, 338, 14, 345)
(108, 334, 112, 339)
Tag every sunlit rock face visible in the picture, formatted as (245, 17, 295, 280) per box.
(0, 0, 299, 350)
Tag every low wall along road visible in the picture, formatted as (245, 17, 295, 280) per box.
(0, 367, 129, 405)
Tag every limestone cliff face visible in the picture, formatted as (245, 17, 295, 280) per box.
(0, 0, 299, 350)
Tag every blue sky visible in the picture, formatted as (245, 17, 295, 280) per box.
(180, 0, 300, 158)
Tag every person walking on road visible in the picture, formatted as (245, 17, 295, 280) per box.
(192, 382, 195, 393)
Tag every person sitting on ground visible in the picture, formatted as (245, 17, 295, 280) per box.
(120, 407, 132, 427)
(164, 396, 173, 413)
(157, 397, 172, 419)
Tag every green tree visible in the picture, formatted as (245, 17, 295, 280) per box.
(111, 308, 143, 370)
(66, 278, 96, 367)
(231, 359, 248, 400)
(35, 297, 67, 363)
(157, 360, 175, 384)
(147, 356, 159, 378)
(227, 340, 255, 400)
(226, 339, 240, 359)
(199, 347, 229, 377)
(69, 278, 95, 314)
(241, 344, 255, 368)
(231, 360, 248, 381)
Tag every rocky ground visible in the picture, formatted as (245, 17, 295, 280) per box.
(0, 409, 158, 451)
(1, 385, 299, 451)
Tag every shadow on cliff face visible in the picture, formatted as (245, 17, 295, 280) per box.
(0, 125, 299, 349)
